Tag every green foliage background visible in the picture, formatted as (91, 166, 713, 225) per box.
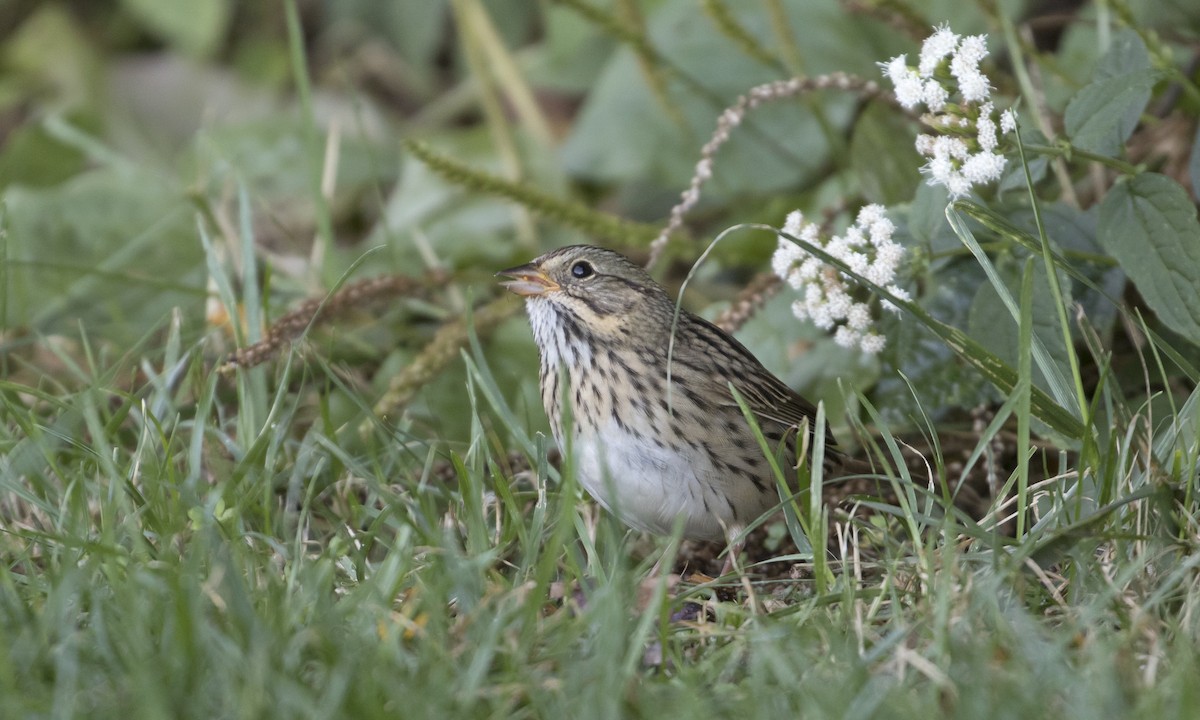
(1, 1, 1199, 718)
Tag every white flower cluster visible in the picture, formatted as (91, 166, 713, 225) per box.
(883, 25, 1018, 199)
(771, 205, 910, 355)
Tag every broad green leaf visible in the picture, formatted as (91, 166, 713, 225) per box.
(850, 102, 922, 205)
(6, 5, 102, 108)
(560, 0, 896, 193)
(4, 167, 202, 344)
(1009, 203, 1124, 338)
(904, 183, 954, 253)
(1098, 173, 1200, 344)
(1064, 30, 1157, 158)
(1064, 69, 1157, 157)
(872, 262, 999, 425)
(528, 5, 617, 91)
(948, 208, 1076, 412)
(1094, 27, 1152, 77)
(968, 261, 1073, 400)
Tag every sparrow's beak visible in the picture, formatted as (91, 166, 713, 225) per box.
(496, 263, 560, 297)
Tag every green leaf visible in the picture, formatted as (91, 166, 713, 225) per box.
(1064, 70, 1157, 157)
(1098, 173, 1200, 344)
(968, 260, 1074, 402)
(5, 167, 202, 345)
(1064, 30, 1157, 157)
(120, 0, 231, 57)
(1094, 28, 1152, 78)
(949, 208, 1076, 412)
(560, 0, 890, 192)
(850, 102, 922, 205)
(905, 182, 954, 252)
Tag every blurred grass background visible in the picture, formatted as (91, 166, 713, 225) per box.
(2, 1, 1200, 717)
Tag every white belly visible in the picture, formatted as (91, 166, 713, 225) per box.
(571, 418, 736, 541)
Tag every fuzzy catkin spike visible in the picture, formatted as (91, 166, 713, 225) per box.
(219, 271, 446, 373)
(646, 73, 884, 270)
(712, 272, 783, 334)
(405, 140, 659, 247)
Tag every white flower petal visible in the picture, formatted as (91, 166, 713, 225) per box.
(860, 333, 887, 354)
(922, 80, 949, 112)
(834, 325, 860, 349)
(1000, 108, 1018, 134)
(847, 303, 872, 330)
(919, 25, 960, 76)
(782, 210, 807, 238)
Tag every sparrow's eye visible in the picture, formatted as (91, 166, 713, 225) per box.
(571, 261, 594, 279)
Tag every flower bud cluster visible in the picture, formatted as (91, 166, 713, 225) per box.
(771, 205, 909, 355)
(883, 25, 1017, 198)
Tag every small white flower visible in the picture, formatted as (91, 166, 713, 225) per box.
(922, 80, 949, 112)
(804, 282, 824, 308)
(791, 299, 808, 321)
(865, 263, 891, 286)
(847, 303, 872, 330)
(947, 173, 972, 198)
(825, 235, 850, 259)
(860, 333, 887, 354)
(927, 154, 954, 185)
(773, 206, 907, 355)
(825, 287, 852, 320)
(810, 304, 834, 330)
(771, 239, 803, 278)
(956, 70, 990, 103)
(919, 25, 960, 76)
(881, 285, 911, 313)
(961, 151, 1006, 183)
(954, 35, 989, 67)
(857, 204, 886, 226)
(868, 219, 895, 246)
(945, 136, 971, 160)
(1000, 108, 1018, 134)
(844, 225, 866, 246)
(782, 210, 806, 238)
(846, 251, 870, 274)
(875, 240, 903, 267)
(834, 325, 860, 349)
(885, 56, 924, 109)
(976, 105, 998, 151)
(883, 26, 1016, 199)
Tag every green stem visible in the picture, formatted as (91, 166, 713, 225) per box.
(1017, 131, 1092, 434)
(1023, 143, 1141, 176)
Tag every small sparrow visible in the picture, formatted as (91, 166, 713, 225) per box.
(498, 245, 863, 549)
